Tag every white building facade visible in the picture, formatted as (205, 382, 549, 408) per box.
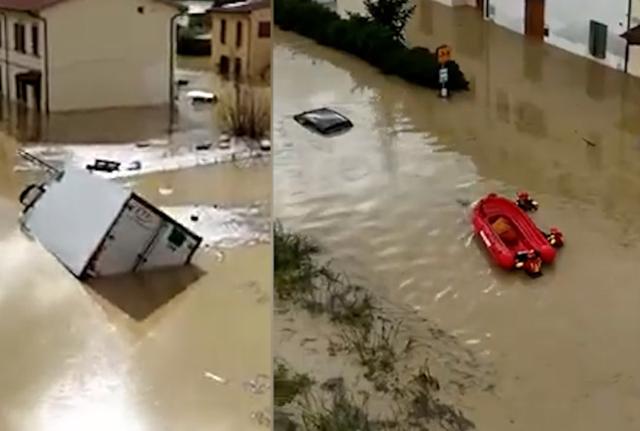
(441, 0, 640, 77)
(0, 0, 183, 113)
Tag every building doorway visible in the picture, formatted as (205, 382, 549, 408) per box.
(525, 0, 545, 40)
(15, 70, 42, 111)
(219, 55, 230, 77)
(476, 0, 484, 15)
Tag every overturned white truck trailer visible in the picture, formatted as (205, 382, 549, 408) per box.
(19, 164, 202, 279)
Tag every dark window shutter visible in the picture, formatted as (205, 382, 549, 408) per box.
(589, 20, 607, 59)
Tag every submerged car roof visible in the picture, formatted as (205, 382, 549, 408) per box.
(294, 108, 353, 135)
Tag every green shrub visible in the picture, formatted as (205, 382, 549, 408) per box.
(274, 0, 470, 92)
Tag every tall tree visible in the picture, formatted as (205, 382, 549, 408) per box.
(364, 0, 416, 42)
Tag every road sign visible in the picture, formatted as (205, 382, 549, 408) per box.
(439, 67, 449, 84)
(436, 45, 452, 65)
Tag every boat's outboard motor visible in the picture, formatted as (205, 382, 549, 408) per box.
(516, 192, 539, 212)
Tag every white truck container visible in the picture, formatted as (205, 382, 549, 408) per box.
(19, 166, 202, 279)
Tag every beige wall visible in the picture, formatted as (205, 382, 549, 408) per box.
(212, 13, 250, 79)
(43, 0, 177, 112)
(248, 7, 271, 80)
(211, 6, 270, 84)
(0, 11, 46, 110)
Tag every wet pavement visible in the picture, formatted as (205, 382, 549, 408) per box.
(274, 1, 640, 429)
(0, 57, 272, 430)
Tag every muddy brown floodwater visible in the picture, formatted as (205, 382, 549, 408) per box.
(274, 1, 640, 429)
(0, 57, 272, 430)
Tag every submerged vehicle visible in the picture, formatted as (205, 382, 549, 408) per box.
(471, 193, 563, 278)
(294, 108, 353, 135)
(18, 152, 202, 279)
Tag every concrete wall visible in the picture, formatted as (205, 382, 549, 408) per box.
(211, 6, 270, 83)
(545, 0, 628, 70)
(43, 0, 177, 112)
(487, 0, 524, 34)
(488, 0, 628, 70)
(0, 11, 47, 110)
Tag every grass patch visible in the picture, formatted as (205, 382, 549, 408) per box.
(406, 365, 475, 431)
(332, 317, 410, 392)
(299, 387, 388, 431)
(274, 222, 376, 327)
(274, 224, 476, 430)
(274, 0, 469, 92)
(216, 83, 271, 139)
(275, 359, 315, 407)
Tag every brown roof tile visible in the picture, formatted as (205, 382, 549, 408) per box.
(210, 0, 270, 14)
(0, 0, 183, 12)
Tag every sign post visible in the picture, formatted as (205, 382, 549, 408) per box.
(439, 67, 449, 98)
(435, 45, 452, 99)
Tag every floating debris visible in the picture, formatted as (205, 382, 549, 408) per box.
(456, 198, 472, 207)
(127, 160, 142, 171)
(434, 285, 453, 302)
(243, 374, 271, 395)
(86, 159, 120, 173)
(195, 142, 213, 151)
(177, 79, 189, 87)
(204, 372, 228, 384)
(159, 187, 174, 196)
(250, 410, 271, 427)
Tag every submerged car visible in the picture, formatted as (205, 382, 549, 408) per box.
(293, 108, 353, 135)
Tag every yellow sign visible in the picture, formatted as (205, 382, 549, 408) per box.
(436, 45, 452, 65)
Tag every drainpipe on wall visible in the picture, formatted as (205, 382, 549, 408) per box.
(1, 12, 8, 106)
(31, 13, 49, 114)
(625, 0, 632, 73)
(169, 12, 183, 130)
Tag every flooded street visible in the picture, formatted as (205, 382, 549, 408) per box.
(274, 1, 640, 429)
(0, 56, 272, 430)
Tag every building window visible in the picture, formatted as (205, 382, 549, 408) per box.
(234, 58, 241, 78)
(31, 24, 39, 56)
(0, 21, 3, 48)
(220, 19, 226, 44)
(258, 21, 270, 38)
(14, 23, 25, 53)
(236, 21, 242, 47)
(219, 55, 230, 76)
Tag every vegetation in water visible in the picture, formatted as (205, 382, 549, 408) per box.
(217, 83, 271, 139)
(274, 0, 469, 91)
(274, 224, 476, 430)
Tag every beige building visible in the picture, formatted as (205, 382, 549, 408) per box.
(0, 0, 183, 113)
(210, 0, 271, 84)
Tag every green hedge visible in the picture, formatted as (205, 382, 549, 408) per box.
(274, 0, 470, 91)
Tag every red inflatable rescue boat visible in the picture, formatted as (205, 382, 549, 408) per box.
(471, 192, 563, 278)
